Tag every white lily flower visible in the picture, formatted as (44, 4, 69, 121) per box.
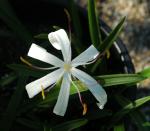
(25, 29, 107, 116)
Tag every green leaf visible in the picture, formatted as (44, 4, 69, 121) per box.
(0, 75, 28, 131)
(69, 0, 84, 53)
(17, 71, 148, 113)
(34, 33, 48, 39)
(10, 64, 145, 87)
(21, 73, 145, 111)
(0, 72, 17, 87)
(85, 109, 112, 120)
(108, 95, 150, 130)
(16, 118, 43, 131)
(44, 126, 52, 131)
(114, 123, 125, 131)
(52, 119, 88, 131)
(9, 64, 147, 90)
(88, 0, 102, 49)
(53, 25, 61, 30)
(37, 81, 87, 107)
(91, 17, 126, 72)
(115, 95, 150, 118)
(130, 111, 150, 131)
(69, 0, 82, 40)
(71, 33, 85, 53)
(7, 64, 48, 78)
(138, 67, 150, 78)
(99, 17, 126, 53)
(15, 66, 148, 113)
(115, 95, 150, 131)
(143, 122, 150, 127)
(0, 0, 32, 44)
(96, 73, 146, 87)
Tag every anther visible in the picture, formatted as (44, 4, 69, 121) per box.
(82, 103, 87, 115)
(41, 85, 45, 100)
(20, 56, 32, 66)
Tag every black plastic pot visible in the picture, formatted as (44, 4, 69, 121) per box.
(7, 0, 136, 130)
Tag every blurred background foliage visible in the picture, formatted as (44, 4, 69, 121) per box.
(0, 0, 150, 131)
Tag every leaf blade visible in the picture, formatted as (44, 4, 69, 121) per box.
(114, 123, 125, 131)
(88, 0, 102, 49)
(99, 17, 126, 53)
(0, 75, 27, 131)
(52, 119, 88, 131)
(138, 67, 150, 78)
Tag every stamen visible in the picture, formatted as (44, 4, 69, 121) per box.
(64, 8, 71, 42)
(45, 83, 56, 92)
(83, 50, 110, 66)
(53, 25, 61, 30)
(20, 56, 57, 70)
(82, 103, 87, 115)
(106, 50, 110, 59)
(71, 79, 87, 115)
(20, 56, 32, 66)
(80, 53, 100, 65)
(41, 85, 45, 100)
(71, 80, 83, 104)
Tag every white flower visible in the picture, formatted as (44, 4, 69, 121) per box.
(25, 29, 107, 116)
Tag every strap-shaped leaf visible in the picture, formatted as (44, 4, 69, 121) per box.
(34, 33, 48, 40)
(138, 67, 150, 78)
(9, 63, 149, 114)
(7, 64, 48, 77)
(96, 73, 146, 87)
(52, 119, 88, 131)
(0, 72, 17, 87)
(116, 95, 150, 117)
(107, 95, 150, 130)
(0, 75, 27, 131)
(9, 64, 149, 89)
(16, 118, 43, 131)
(99, 17, 126, 53)
(69, 0, 82, 40)
(88, 0, 102, 49)
(114, 123, 125, 131)
(130, 111, 150, 131)
(143, 122, 150, 127)
(69, 0, 84, 53)
(19, 73, 146, 112)
(108, 95, 150, 131)
(0, 0, 32, 44)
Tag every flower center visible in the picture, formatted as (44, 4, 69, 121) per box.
(64, 63, 72, 71)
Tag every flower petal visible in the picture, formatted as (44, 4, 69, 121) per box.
(53, 72, 71, 116)
(28, 43, 64, 67)
(71, 45, 99, 67)
(48, 29, 71, 63)
(71, 68, 107, 109)
(26, 68, 64, 98)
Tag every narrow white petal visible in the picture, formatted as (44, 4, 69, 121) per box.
(71, 68, 107, 109)
(28, 43, 64, 67)
(48, 29, 71, 63)
(26, 68, 64, 98)
(71, 45, 99, 67)
(53, 72, 71, 116)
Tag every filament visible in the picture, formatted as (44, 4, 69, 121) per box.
(71, 78, 87, 115)
(41, 85, 45, 100)
(64, 8, 71, 42)
(20, 56, 58, 70)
